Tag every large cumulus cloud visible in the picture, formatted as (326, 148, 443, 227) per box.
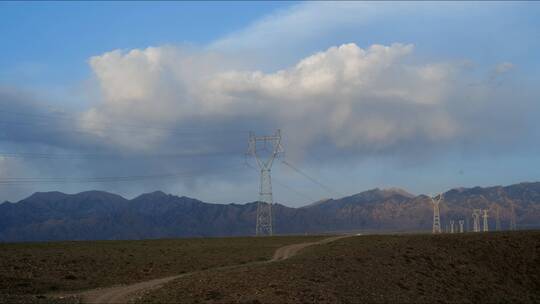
(2, 1, 537, 204)
(80, 42, 512, 162)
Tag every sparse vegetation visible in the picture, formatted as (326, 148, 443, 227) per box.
(2, 232, 538, 304)
(0, 235, 326, 303)
(137, 231, 540, 303)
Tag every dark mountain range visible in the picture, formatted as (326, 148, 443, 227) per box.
(1, 182, 539, 242)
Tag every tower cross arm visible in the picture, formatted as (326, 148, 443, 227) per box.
(430, 193, 444, 204)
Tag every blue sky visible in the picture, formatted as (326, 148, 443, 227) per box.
(0, 2, 539, 205)
(3, 2, 538, 87)
(0, 2, 293, 85)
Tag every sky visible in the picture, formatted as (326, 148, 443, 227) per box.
(0, 1, 539, 206)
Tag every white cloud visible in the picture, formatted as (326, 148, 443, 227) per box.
(494, 62, 515, 75)
(81, 42, 463, 157)
(211, 2, 366, 51)
(89, 48, 163, 103)
(0, 1, 535, 203)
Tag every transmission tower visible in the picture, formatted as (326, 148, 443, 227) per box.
(450, 220, 455, 233)
(472, 209, 481, 232)
(459, 220, 464, 233)
(247, 130, 284, 236)
(510, 202, 517, 231)
(431, 194, 443, 234)
(500, 188, 517, 231)
(495, 206, 501, 231)
(482, 209, 489, 232)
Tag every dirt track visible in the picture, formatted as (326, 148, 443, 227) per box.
(81, 275, 183, 304)
(137, 231, 540, 304)
(72, 235, 348, 304)
(270, 235, 346, 261)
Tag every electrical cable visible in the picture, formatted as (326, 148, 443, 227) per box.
(0, 164, 244, 185)
(0, 109, 248, 136)
(0, 150, 242, 160)
(243, 161, 315, 203)
(281, 159, 344, 198)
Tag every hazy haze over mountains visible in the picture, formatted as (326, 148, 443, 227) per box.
(1, 182, 539, 242)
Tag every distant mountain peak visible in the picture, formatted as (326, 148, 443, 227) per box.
(77, 190, 127, 199)
(349, 187, 415, 201)
(130, 191, 202, 205)
(133, 190, 170, 201)
(382, 187, 415, 198)
(147, 190, 168, 197)
(24, 191, 69, 202)
(302, 198, 332, 208)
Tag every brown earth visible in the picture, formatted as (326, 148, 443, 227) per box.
(137, 231, 540, 304)
(74, 235, 347, 304)
(0, 235, 327, 303)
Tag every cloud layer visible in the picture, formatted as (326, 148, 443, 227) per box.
(81, 41, 518, 163)
(1, 2, 538, 204)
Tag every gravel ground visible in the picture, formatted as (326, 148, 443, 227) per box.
(0, 235, 327, 303)
(137, 231, 540, 304)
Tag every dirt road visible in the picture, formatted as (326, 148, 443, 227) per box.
(69, 235, 349, 304)
(270, 235, 347, 261)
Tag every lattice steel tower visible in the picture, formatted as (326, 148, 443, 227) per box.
(482, 209, 489, 232)
(510, 202, 517, 231)
(247, 130, 284, 236)
(495, 206, 501, 231)
(431, 194, 443, 234)
(472, 209, 481, 232)
(500, 188, 517, 231)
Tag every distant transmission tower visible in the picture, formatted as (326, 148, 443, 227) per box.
(459, 220, 464, 233)
(495, 206, 501, 231)
(510, 202, 517, 231)
(472, 209, 481, 232)
(482, 209, 489, 232)
(500, 188, 517, 231)
(247, 130, 284, 236)
(431, 194, 443, 234)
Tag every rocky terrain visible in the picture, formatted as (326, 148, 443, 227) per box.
(138, 231, 540, 304)
(0, 236, 326, 303)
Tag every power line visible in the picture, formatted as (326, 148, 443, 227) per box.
(272, 178, 317, 203)
(281, 159, 344, 198)
(0, 150, 241, 160)
(0, 110, 270, 166)
(244, 161, 315, 203)
(0, 109, 248, 136)
(0, 164, 244, 185)
(0, 116, 247, 161)
(0, 119, 248, 141)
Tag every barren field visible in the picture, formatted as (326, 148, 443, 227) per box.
(138, 231, 540, 303)
(0, 235, 327, 303)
